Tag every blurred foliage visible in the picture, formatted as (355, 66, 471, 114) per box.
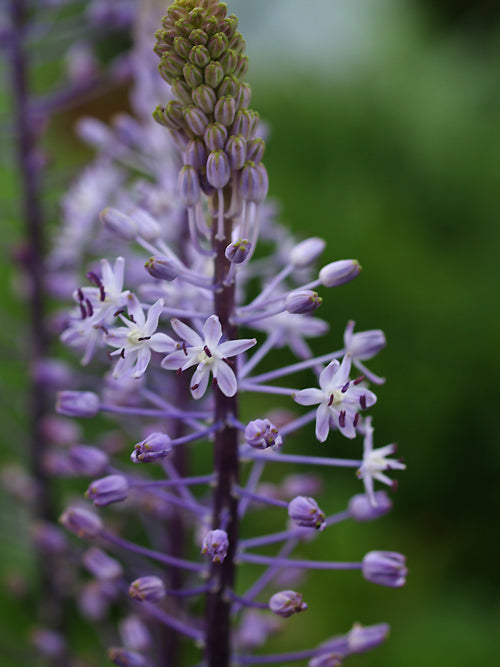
(1, 1, 499, 665)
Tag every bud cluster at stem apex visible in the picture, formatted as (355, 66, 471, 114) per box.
(153, 0, 267, 212)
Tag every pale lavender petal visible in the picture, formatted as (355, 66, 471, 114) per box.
(315, 403, 331, 442)
(214, 360, 237, 397)
(144, 299, 164, 335)
(217, 338, 256, 358)
(171, 318, 203, 346)
(294, 388, 324, 406)
(202, 315, 222, 348)
(190, 365, 210, 399)
(318, 359, 340, 391)
(127, 295, 145, 327)
(149, 333, 175, 353)
(335, 354, 352, 387)
(133, 347, 151, 378)
(161, 349, 196, 370)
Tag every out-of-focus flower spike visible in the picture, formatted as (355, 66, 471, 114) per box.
(56, 391, 100, 418)
(361, 551, 407, 588)
(86, 474, 129, 507)
(59, 506, 103, 539)
(291, 237, 326, 268)
(128, 576, 166, 603)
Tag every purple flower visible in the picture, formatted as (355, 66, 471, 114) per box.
(56, 391, 100, 418)
(244, 418, 282, 450)
(86, 474, 129, 507)
(347, 622, 390, 654)
(361, 551, 407, 588)
(294, 355, 377, 441)
(201, 529, 229, 563)
(128, 576, 166, 603)
(59, 506, 102, 539)
(269, 590, 308, 618)
(288, 496, 326, 531)
(131, 432, 172, 463)
(162, 315, 256, 398)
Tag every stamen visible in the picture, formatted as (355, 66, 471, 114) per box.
(85, 298, 93, 317)
(353, 375, 365, 385)
(203, 345, 212, 358)
(341, 381, 350, 393)
(338, 411, 346, 428)
(138, 336, 151, 341)
(120, 349, 125, 359)
(360, 394, 367, 409)
(328, 394, 334, 407)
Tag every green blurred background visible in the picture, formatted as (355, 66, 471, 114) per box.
(1, 0, 499, 664)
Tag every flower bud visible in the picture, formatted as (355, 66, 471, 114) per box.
(207, 31, 228, 58)
(178, 164, 201, 206)
(220, 48, 238, 75)
(56, 391, 100, 418)
(204, 60, 224, 88)
(189, 44, 210, 68)
(214, 95, 236, 126)
(192, 84, 217, 114)
(234, 55, 249, 80)
(220, 15, 238, 39)
(237, 82, 252, 108)
(171, 77, 193, 105)
(131, 432, 172, 463)
(246, 137, 265, 164)
(343, 321, 386, 360)
(86, 474, 129, 507)
(201, 529, 229, 563)
(119, 616, 152, 653)
(225, 239, 251, 264)
(288, 496, 326, 531)
(69, 444, 109, 476)
(361, 551, 407, 588)
(347, 622, 390, 654)
(129, 576, 166, 603)
(100, 207, 138, 240)
(31, 521, 68, 555)
(108, 647, 149, 667)
(348, 491, 392, 522)
(290, 237, 326, 268)
(183, 62, 204, 88)
(319, 260, 361, 287)
(83, 547, 123, 580)
(225, 134, 247, 170)
(218, 74, 240, 98)
(239, 161, 268, 202)
(145, 256, 180, 281)
(160, 51, 185, 77)
(244, 418, 282, 450)
(281, 474, 323, 500)
(286, 290, 322, 314)
(184, 137, 207, 170)
(129, 208, 162, 240)
(231, 109, 254, 138)
(183, 105, 209, 136)
(189, 28, 209, 46)
(206, 150, 231, 189)
(173, 35, 191, 59)
(204, 122, 228, 151)
(269, 590, 307, 618)
(59, 506, 103, 539)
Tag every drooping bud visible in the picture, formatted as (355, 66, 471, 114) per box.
(99, 207, 138, 240)
(288, 496, 326, 531)
(59, 506, 103, 539)
(286, 290, 322, 314)
(269, 590, 308, 618)
(343, 320, 386, 360)
(319, 260, 361, 287)
(86, 474, 129, 507)
(361, 551, 407, 588)
(225, 239, 252, 263)
(244, 418, 282, 450)
(56, 391, 100, 418)
(201, 529, 229, 563)
(145, 256, 181, 281)
(129, 576, 166, 603)
(131, 432, 172, 463)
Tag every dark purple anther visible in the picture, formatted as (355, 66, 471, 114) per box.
(338, 411, 346, 428)
(360, 395, 367, 409)
(204, 345, 212, 357)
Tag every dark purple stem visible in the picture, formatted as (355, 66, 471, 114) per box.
(205, 196, 239, 667)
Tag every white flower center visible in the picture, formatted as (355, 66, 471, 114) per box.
(127, 329, 146, 346)
(329, 389, 344, 406)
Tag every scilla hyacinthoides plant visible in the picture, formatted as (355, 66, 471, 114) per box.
(55, 1, 407, 666)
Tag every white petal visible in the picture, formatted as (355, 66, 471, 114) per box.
(294, 388, 324, 406)
(133, 347, 151, 378)
(150, 333, 175, 353)
(315, 403, 331, 442)
(217, 338, 256, 358)
(319, 359, 340, 391)
(202, 315, 222, 348)
(335, 354, 352, 387)
(213, 360, 237, 397)
(144, 298, 164, 335)
(161, 349, 196, 370)
(171, 318, 203, 346)
(190, 365, 210, 399)
(126, 294, 145, 327)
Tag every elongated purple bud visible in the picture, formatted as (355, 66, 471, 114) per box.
(178, 164, 201, 206)
(59, 506, 103, 539)
(185, 137, 207, 169)
(319, 260, 361, 287)
(204, 60, 224, 88)
(344, 321, 386, 360)
(183, 62, 204, 88)
(129, 576, 166, 603)
(347, 622, 390, 654)
(183, 105, 209, 135)
(290, 237, 326, 268)
(286, 290, 322, 314)
(348, 491, 392, 521)
(83, 547, 123, 580)
(237, 82, 252, 108)
(245, 418, 282, 450)
(192, 84, 217, 114)
(145, 256, 180, 281)
(69, 444, 109, 476)
(288, 496, 326, 531)
(225, 239, 252, 263)
(100, 207, 138, 240)
(201, 529, 229, 563)
(206, 150, 231, 188)
(108, 647, 149, 667)
(240, 161, 267, 202)
(204, 122, 228, 151)
(214, 95, 236, 126)
(56, 391, 100, 418)
(269, 590, 307, 618)
(361, 551, 407, 588)
(131, 432, 172, 463)
(225, 134, 247, 170)
(246, 137, 265, 163)
(86, 474, 129, 507)
(129, 208, 162, 240)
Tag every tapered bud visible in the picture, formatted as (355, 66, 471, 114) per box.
(56, 391, 100, 418)
(206, 150, 231, 188)
(183, 62, 204, 88)
(173, 35, 191, 59)
(219, 15, 238, 38)
(288, 496, 326, 531)
(246, 137, 265, 163)
(228, 31, 245, 52)
(286, 290, 322, 314)
(269, 590, 307, 618)
(290, 237, 326, 267)
(237, 82, 252, 108)
(145, 256, 181, 281)
(220, 48, 238, 75)
(171, 77, 193, 105)
(204, 60, 224, 88)
(347, 622, 390, 654)
(185, 138, 207, 170)
(207, 31, 228, 58)
(214, 95, 237, 126)
(240, 161, 268, 202)
(225, 135, 247, 170)
(225, 239, 251, 263)
(86, 474, 129, 507)
(204, 122, 228, 151)
(189, 44, 210, 68)
(245, 418, 282, 450)
(178, 164, 201, 206)
(189, 28, 209, 45)
(201, 529, 229, 563)
(343, 321, 386, 360)
(131, 432, 172, 463)
(192, 84, 217, 114)
(361, 551, 407, 588)
(234, 55, 249, 80)
(231, 109, 253, 138)
(160, 51, 185, 77)
(59, 506, 103, 539)
(108, 647, 149, 667)
(218, 74, 240, 98)
(319, 260, 361, 287)
(83, 547, 123, 580)
(99, 207, 137, 240)
(183, 105, 209, 135)
(348, 491, 392, 521)
(129, 576, 166, 603)
(69, 444, 109, 476)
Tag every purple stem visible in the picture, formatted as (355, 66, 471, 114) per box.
(235, 486, 289, 510)
(239, 553, 362, 571)
(242, 448, 361, 468)
(246, 348, 344, 384)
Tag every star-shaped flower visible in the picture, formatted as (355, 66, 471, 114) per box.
(293, 354, 376, 441)
(356, 417, 405, 506)
(107, 296, 174, 379)
(161, 315, 256, 399)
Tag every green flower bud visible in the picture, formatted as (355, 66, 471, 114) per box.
(234, 55, 248, 80)
(175, 17, 195, 38)
(189, 44, 211, 68)
(237, 82, 251, 108)
(207, 32, 228, 59)
(183, 62, 204, 88)
(218, 75, 240, 98)
(205, 60, 224, 88)
(220, 49, 238, 75)
(168, 5, 188, 23)
(174, 35, 192, 59)
(189, 28, 209, 45)
(154, 101, 184, 130)
(214, 95, 236, 126)
(161, 52, 185, 77)
(188, 7, 205, 28)
(228, 32, 245, 53)
(219, 15, 238, 39)
(172, 78, 194, 105)
(192, 84, 217, 114)
(203, 16, 218, 36)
